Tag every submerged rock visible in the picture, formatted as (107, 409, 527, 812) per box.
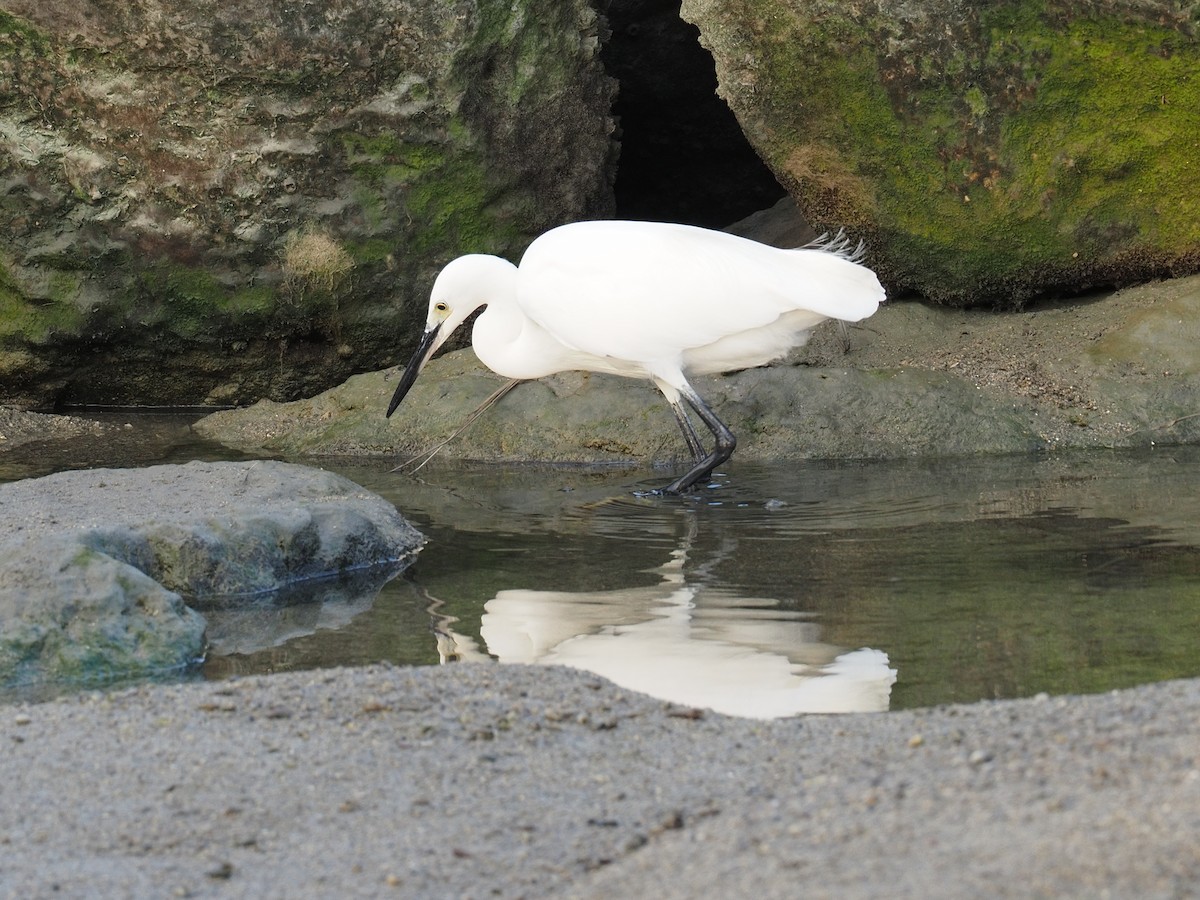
(0, 407, 112, 451)
(0, 460, 424, 688)
(680, 0, 1200, 306)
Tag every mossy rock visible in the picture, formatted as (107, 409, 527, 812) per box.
(0, 460, 424, 689)
(681, 0, 1200, 307)
(0, 0, 615, 406)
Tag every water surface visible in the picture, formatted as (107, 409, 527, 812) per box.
(5, 418, 1200, 715)
(218, 449, 1200, 714)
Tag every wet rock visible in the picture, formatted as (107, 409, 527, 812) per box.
(0, 536, 206, 690)
(188, 201, 1200, 463)
(0, 460, 424, 688)
(193, 343, 1039, 462)
(193, 273, 1200, 462)
(0, 407, 113, 451)
(0, 0, 615, 407)
(680, 0, 1200, 306)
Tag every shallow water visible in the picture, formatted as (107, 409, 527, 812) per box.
(214, 447, 1200, 715)
(5, 418, 1200, 715)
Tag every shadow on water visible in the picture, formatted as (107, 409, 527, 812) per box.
(5, 418, 1200, 715)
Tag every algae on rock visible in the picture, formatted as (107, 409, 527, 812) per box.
(0, 460, 425, 689)
(0, 0, 615, 407)
(681, 0, 1200, 306)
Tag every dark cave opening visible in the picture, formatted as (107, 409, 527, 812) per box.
(600, 0, 787, 228)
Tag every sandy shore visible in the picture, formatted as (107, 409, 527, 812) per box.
(2, 662, 1197, 898)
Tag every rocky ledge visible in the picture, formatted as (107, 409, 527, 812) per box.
(193, 273, 1200, 466)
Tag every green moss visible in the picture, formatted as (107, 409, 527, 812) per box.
(164, 267, 225, 316)
(131, 266, 284, 342)
(130, 268, 214, 341)
(997, 16, 1200, 253)
(733, 0, 1200, 304)
(0, 10, 52, 54)
(341, 124, 519, 259)
(348, 185, 389, 233)
(342, 132, 447, 187)
(0, 10, 58, 117)
(345, 239, 395, 264)
(224, 285, 275, 320)
(0, 263, 87, 344)
(471, 1, 536, 104)
(405, 152, 509, 255)
(964, 85, 988, 121)
(0, 293, 29, 342)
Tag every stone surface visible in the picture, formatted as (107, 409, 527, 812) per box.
(0, 537, 207, 689)
(0, 460, 424, 687)
(0, 0, 615, 407)
(192, 273, 1200, 463)
(0, 406, 110, 451)
(0, 662, 1198, 897)
(680, 0, 1200, 306)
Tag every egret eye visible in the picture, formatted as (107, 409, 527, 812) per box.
(434, 302, 448, 313)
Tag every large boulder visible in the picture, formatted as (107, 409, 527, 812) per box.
(0, 0, 615, 407)
(0, 460, 424, 689)
(680, 0, 1200, 306)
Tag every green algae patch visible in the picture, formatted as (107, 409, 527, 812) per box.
(132, 266, 258, 343)
(0, 0, 613, 407)
(340, 131, 519, 258)
(405, 152, 522, 257)
(0, 261, 87, 344)
(683, 0, 1200, 306)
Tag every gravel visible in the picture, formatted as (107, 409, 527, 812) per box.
(1, 662, 1197, 897)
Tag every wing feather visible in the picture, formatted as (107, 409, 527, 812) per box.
(517, 221, 883, 364)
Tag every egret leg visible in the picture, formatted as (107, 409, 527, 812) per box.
(668, 398, 706, 462)
(391, 378, 523, 473)
(660, 384, 737, 494)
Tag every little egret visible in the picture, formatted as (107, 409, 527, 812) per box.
(386, 220, 885, 493)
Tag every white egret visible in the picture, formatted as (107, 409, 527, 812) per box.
(386, 220, 885, 493)
(427, 537, 897, 717)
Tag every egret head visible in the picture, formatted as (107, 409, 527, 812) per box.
(386, 254, 514, 417)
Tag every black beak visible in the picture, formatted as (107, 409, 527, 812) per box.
(386, 323, 442, 417)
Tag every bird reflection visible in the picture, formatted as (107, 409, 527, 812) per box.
(432, 530, 896, 719)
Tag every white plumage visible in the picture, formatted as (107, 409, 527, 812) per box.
(387, 219, 884, 493)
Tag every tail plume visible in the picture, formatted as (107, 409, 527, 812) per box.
(800, 228, 868, 263)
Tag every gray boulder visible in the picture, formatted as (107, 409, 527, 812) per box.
(0, 460, 424, 689)
(0, 537, 205, 690)
(0, 0, 614, 407)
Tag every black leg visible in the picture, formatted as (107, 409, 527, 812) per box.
(668, 398, 706, 462)
(660, 384, 736, 494)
